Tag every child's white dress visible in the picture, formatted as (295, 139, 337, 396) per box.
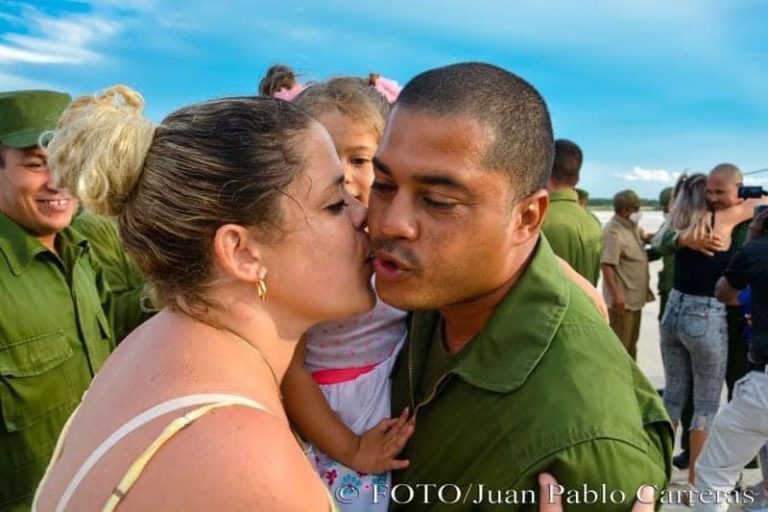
(305, 291, 407, 512)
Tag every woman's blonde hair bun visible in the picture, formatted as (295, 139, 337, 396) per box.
(48, 85, 155, 216)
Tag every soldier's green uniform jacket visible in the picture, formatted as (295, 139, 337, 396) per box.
(0, 212, 144, 511)
(71, 212, 147, 342)
(542, 189, 603, 286)
(391, 237, 673, 511)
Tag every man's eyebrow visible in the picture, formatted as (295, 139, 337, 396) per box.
(373, 157, 471, 195)
(372, 157, 391, 175)
(413, 173, 472, 195)
(22, 149, 46, 158)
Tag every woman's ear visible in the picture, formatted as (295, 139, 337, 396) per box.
(512, 189, 549, 243)
(213, 224, 266, 284)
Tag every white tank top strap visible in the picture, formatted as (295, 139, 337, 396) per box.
(38, 393, 272, 512)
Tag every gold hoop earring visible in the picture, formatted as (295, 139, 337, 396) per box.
(257, 279, 267, 302)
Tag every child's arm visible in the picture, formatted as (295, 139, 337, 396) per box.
(281, 336, 414, 474)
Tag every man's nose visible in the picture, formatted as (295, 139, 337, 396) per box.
(372, 193, 417, 241)
(43, 166, 59, 190)
(44, 167, 70, 195)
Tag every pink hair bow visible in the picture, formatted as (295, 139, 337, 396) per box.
(373, 76, 402, 103)
(273, 83, 306, 102)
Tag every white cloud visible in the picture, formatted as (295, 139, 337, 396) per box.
(615, 167, 683, 183)
(0, 71, 58, 90)
(0, 6, 120, 65)
(744, 172, 768, 186)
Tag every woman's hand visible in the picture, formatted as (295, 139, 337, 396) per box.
(537, 473, 656, 512)
(678, 230, 726, 256)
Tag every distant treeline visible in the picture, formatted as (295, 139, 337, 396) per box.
(587, 198, 661, 209)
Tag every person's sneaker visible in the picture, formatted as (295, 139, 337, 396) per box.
(673, 450, 690, 470)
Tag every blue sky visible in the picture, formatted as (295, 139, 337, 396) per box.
(2, 0, 766, 199)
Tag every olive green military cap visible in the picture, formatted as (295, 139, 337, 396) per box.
(613, 189, 642, 210)
(0, 90, 71, 148)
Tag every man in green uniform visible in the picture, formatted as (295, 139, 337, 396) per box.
(576, 187, 603, 226)
(369, 63, 672, 511)
(0, 91, 144, 510)
(542, 140, 603, 285)
(71, 212, 147, 341)
(576, 187, 590, 208)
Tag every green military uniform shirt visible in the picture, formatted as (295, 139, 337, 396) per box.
(391, 237, 673, 511)
(71, 212, 147, 342)
(0, 212, 143, 511)
(542, 189, 603, 286)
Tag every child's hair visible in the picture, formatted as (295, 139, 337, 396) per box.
(48, 85, 314, 310)
(259, 65, 300, 97)
(667, 173, 713, 239)
(294, 75, 392, 140)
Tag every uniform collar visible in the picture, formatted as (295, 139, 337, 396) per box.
(548, 188, 579, 203)
(612, 214, 637, 230)
(0, 211, 87, 275)
(411, 235, 570, 394)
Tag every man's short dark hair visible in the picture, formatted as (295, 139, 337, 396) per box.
(396, 62, 554, 200)
(551, 139, 582, 187)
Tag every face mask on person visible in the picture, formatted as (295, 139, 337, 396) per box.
(629, 211, 642, 224)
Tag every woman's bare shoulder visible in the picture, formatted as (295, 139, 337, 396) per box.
(118, 404, 331, 511)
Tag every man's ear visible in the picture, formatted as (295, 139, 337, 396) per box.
(213, 224, 267, 284)
(512, 189, 549, 244)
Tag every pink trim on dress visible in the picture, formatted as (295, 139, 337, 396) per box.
(311, 364, 377, 385)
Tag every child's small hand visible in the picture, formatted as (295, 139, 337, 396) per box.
(349, 407, 415, 474)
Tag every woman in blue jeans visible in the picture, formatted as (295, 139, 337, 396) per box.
(660, 173, 754, 488)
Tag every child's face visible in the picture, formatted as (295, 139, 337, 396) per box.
(314, 110, 378, 207)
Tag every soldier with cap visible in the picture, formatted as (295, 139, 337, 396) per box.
(0, 90, 142, 510)
(601, 189, 654, 359)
